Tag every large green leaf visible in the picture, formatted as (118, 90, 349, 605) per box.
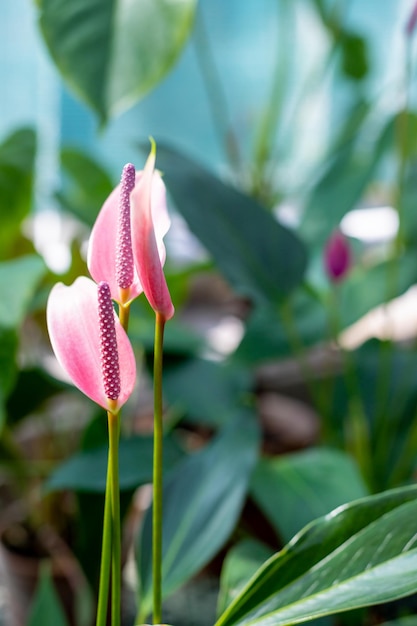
(137, 411, 260, 618)
(163, 358, 251, 426)
(233, 288, 327, 364)
(47, 435, 182, 492)
(250, 448, 369, 544)
(301, 117, 394, 246)
(338, 251, 417, 329)
(38, 0, 197, 123)
(0, 255, 46, 328)
(154, 145, 308, 305)
(215, 485, 417, 626)
(0, 128, 36, 258)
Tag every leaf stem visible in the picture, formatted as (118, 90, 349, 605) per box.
(152, 313, 166, 624)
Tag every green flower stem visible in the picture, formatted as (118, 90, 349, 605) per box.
(95, 459, 112, 626)
(153, 313, 166, 625)
(108, 409, 121, 626)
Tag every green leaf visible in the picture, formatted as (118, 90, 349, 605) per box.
(163, 358, 251, 426)
(38, 0, 197, 123)
(57, 147, 114, 227)
(218, 539, 275, 617)
(138, 411, 260, 617)
(0, 328, 19, 430)
(338, 251, 417, 329)
(250, 448, 369, 543)
(153, 145, 307, 305)
(301, 118, 394, 246)
(0, 255, 46, 328)
(381, 615, 417, 626)
(47, 435, 182, 492)
(340, 32, 368, 81)
(215, 485, 417, 626)
(27, 565, 69, 626)
(0, 128, 37, 258)
(6, 367, 69, 426)
(233, 289, 327, 364)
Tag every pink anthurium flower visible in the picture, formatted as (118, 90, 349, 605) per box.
(47, 276, 136, 413)
(131, 141, 175, 321)
(87, 146, 173, 319)
(324, 229, 352, 283)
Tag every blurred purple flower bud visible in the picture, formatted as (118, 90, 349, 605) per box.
(406, 1, 417, 37)
(324, 230, 351, 283)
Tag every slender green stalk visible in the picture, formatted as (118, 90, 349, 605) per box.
(327, 288, 373, 488)
(152, 313, 166, 624)
(278, 297, 330, 429)
(108, 409, 121, 626)
(95, 459, 113, 626)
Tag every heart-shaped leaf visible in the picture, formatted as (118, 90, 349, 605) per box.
(153, 145, 308, 305)
(38, 0, 197, 123)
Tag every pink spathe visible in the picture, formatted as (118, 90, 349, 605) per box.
(47, 276, 136, 412)
(87, 149, 172, 314)
(131, 144, 175, 321)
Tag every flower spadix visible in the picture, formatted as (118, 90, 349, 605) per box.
(87, 146, 173, 319)
(47, 276, 136, 413)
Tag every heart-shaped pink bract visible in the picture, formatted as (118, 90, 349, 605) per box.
(87, 145, 174, 321)
(47, 276, 136, 413)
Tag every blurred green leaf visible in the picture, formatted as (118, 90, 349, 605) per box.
(233, 289, 327, 364)
(0, 128, 36, 258)
(250, 448, 369, 544)
(27, 565, 69, 626)
(57, 148, 114, 227)
(341, 32, 368, 81)
(338, 251, 417, 329)
(128, 311, 204, 357)
(216, 485, 417, 626)
(6, 368, 69, 426)
(301, 117, 394, 246)
(138, 411, 260, 617)
(218, 539, 274, 617)
(0, 255, 46, 328)
(47, 435, 182, 492)
(0, 328, 19, 430)
(153, 145, 308, 305)
(381, 618, 417, 626)
(327, 340, 417, 490)
(163, 358, 251, 426)
(39, 0, 197, 123)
